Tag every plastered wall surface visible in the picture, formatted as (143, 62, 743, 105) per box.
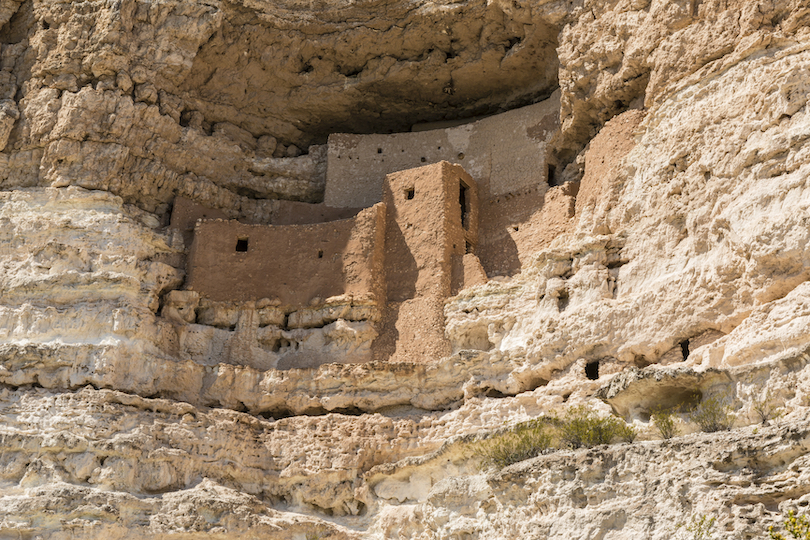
(170, 196, 229, 248)
(185, 204, 386, 307)
(271, 200, 361, 225)
(324, 91, 560, 209)
(375, 162, 479, 363)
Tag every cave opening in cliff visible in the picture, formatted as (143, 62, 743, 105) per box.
(235, 237, 249, 252)
(585, 360, 599, 380)
(680, 339, 690, 360)
(558, 289, 570, 311)
(176, 10, 561, 150)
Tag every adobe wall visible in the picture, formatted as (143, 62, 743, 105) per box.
(170, 197, 229, 248)
(170, 196, 361, 233)
(374, 162, 479, 363)
(185, 204, 386, 308)
(324, 92, 562, 277)
(270, 200, 361, 225)
(324, 90, 560, 209)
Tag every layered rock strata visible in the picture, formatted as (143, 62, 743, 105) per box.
(1, 0, 810, 538)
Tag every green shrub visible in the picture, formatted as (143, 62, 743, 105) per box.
(753, 390, 783, 424)
(476, 419, 553, 469)
(687, 514, 716, 540)
(476, 407, 639, 468)
(769, 510, 810, 540)
(651, 406, 679, 439)
(558, 405, 626, 448)
(616, 421, 638, 443)
(689, 393, 736, 432)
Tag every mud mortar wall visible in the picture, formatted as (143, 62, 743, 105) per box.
(3, 0, 810, 538)
(373, 162, 479, 363)
(185, 204, 386, 307)
(324, 92, 560, 209)
(325, 94, 560, 277)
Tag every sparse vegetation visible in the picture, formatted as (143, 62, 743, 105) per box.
(752, 390, 783, 424)
(651, 406, 679, 439)
(475, 406, 639, 469)
(616, 421, 638, 443)
(769, 510, 810, 540)
(476, 419, 553, 469)
(686, 514, 716, 540)
(557, 405, 629, 449)
(689, 393, 736, 432)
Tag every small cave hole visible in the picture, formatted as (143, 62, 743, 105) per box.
(680, 339, 690, 360)
(331, 406, 365, 416)
(457, 152, 465, 160)
(420, 157, 426, 163)
(377, 148, 382, 154)
(465, 241, 473, 254)
(633, 355, 651, 368)
(547, 163, 558, 186)
(557, 289, 570, 311)
(585, 360, 599, 380)
(235, 238, 248, 252)
(405, 187, 415, 200)
(484, 388, 507, 398)
(512, 225, 519, 232)
(41, 20, 50, 30)
(317, 249, 324, 259)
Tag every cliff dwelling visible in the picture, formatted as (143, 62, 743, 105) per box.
(165, 92, 573, 370)
(4, 1, 810, 536)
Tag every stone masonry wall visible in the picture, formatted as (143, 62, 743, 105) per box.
(185, 204, 386, 308)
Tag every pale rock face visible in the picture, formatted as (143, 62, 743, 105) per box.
(2, 0, 810, 538)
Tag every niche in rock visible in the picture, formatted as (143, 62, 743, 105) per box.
(585, 360, 599, 380)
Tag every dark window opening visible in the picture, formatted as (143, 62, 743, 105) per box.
(405, 188, 415, 200)
(235, 238, 249, 252)
(547, 163, 557, 186)
(377, 148, 382, 154)
(459, 182, 470, 229)
(585, 360, 599, 380)
(317, 249, 324, 258)
(680, 339, 690, 360)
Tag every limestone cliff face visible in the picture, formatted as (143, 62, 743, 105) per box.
(1, 0, 810, 538)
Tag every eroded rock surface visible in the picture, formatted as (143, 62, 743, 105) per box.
(2, 0, 810, 538)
